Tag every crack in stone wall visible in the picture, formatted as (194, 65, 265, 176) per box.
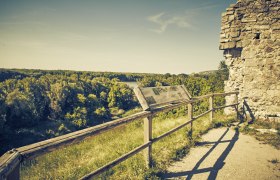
(220, 0, 280, 121)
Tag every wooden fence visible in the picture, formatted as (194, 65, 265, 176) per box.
(0, 91, 239, 180)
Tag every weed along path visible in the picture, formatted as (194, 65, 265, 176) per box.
(163, 127, 280, 180)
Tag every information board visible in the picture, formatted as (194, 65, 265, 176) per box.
(134, 85, 192, 111)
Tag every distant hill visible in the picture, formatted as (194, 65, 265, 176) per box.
(195, 70, 219, 76)
(0, 68, 162, 82)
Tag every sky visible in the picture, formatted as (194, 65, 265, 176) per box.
(0, 0, 237, 74)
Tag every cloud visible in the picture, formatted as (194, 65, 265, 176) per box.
(147, 3, 219, 34)
(147, 12, 192, 34)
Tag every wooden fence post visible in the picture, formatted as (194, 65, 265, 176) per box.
(144, 116, 152, 168)
(188, 103, 193, 139)
(209, 95, 213, 123)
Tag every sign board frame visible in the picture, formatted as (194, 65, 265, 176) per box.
(134, 85, 192, 111)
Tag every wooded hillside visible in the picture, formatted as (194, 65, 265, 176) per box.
(0, 62, 228, 155)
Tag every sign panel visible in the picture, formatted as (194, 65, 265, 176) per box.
(134, 85, 192, 111)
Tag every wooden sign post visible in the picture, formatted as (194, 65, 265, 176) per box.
(134, 85, 192, 111)
(134, 85, 192, 167)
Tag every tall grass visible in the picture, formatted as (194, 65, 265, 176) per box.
(240, 120, 280, 149)
(20, 111, 235, 179)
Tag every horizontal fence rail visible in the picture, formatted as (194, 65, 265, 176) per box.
(80, 142, 152, 179)
(0, 91, 239, 180)
(17, 111, 151, 160)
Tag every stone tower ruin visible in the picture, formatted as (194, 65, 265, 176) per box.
(220, 0, 280, 121)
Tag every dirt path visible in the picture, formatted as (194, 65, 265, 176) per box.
(163, 127, 280, 180)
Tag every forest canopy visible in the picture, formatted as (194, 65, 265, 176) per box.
(0, 63, 228, 154)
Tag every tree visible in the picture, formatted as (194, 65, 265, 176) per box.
(5, 89, 40, 127)
(65, 107, 87, 128)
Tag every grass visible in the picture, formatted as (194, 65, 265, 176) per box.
(0, 107, 142, 156)
(240, 120, 280, 149)
(20, 111, 236, 179)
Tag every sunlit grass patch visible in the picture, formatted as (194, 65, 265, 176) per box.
(239, 119, 280, 149)
(21, 119, 144, 179)
(212, 112, 236, 128)
(21, 112, 233, 179)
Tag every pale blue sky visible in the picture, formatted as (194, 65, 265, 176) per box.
(0, 0, 236, 74)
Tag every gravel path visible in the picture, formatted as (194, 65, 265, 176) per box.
(163, 127, 280, 180)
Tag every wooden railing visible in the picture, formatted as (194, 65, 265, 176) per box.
(0, 91, 239, 180)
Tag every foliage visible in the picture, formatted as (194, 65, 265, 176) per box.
(137, 67, 228, 114)
(0, 72, 140, 154)
(0, 62, 228, 155)
(0, 68, 157, 83)
(0, 74, 139, 126)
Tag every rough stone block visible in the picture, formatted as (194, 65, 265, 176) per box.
(241, 18, 257, 22)
(221, 24, 230, 30)
(220, 33, 226, 38)
(271, 24, 280, 30)
(226, 7, 235, 11)
(270, 7, 280, 11)
(271, 30, 280, 39)
(221, 41, 236, 49)
(229, 4, 236, 8)
(261, 31, 271, 39)
(243, 27, 252, 31)
(253, 25, 270, 30)
(242, 39, 251, 47)
(236, 41, 242, 48)
(231, 31, 241, 38)
(221, 39, 230, 43)
(228, 15, 235, 21)
(222, 12, 228, 17)
(265, 46, 274, 53)
(274, 40, 280, 47)
(226, 11, 235, 15)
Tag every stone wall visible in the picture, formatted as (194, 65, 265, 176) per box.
(220, 0, 280, 121)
